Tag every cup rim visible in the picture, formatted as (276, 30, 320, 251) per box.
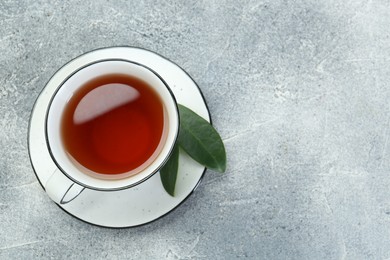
(45, 58, 180, 191)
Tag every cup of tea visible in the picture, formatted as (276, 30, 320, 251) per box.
(45, 59, 179, 204)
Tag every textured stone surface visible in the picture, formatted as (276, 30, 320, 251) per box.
(1, 0, 390, 259)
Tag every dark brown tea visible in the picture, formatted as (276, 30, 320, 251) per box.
(61, 74, 164, 175)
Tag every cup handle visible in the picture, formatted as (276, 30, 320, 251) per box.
(45, 169, 85, 204)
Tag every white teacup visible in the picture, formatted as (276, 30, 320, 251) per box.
(45, 59, 179, 204)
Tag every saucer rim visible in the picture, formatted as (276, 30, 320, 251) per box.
(28, 46, 211, 228)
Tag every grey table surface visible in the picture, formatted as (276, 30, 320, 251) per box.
(1, 0, 390, 259)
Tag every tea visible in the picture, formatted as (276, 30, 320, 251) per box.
(61, 74, 165, 175)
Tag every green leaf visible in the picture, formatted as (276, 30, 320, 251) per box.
(177, 104, 226, 173)
(160, 143, 179, 196)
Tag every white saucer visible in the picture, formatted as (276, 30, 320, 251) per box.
(28, 47, 210, 228)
